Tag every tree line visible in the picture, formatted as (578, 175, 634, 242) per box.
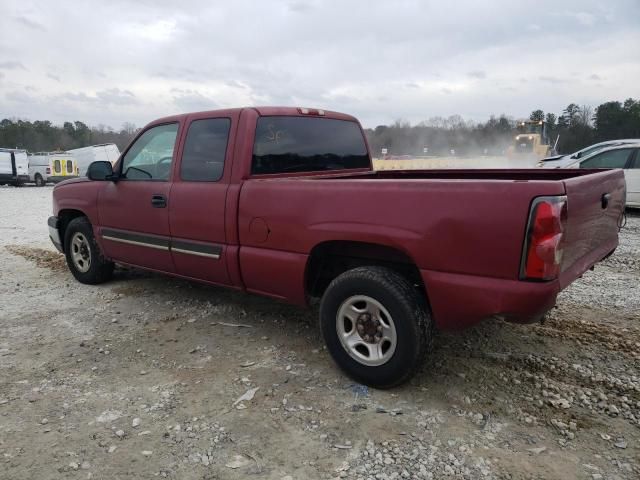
(365, 98, 640, 157)
(0, 119, 138, 152)
(1, 97, 639, 157)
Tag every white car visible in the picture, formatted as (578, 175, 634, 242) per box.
(543, 143, 640, 208)
(539, 139, 640, 169)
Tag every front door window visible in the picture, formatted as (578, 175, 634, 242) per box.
(121, 123, 179, 180)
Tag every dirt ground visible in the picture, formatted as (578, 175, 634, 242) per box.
(1, 186, 638, 480)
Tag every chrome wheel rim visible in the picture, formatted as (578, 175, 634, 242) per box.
(70, 232, 91, 273)
(336, 295, 397, 366)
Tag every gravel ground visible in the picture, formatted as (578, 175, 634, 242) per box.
(0, 185, 638, 480)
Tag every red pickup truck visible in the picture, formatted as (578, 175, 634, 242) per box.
(48, 107, 626, 387)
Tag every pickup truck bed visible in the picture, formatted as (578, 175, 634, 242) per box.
(239, 168, 624, 329)
(48, 106, 626, 387)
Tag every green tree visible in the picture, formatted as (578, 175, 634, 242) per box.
(561, 103, 580, 127)
(529, 109, 544, 122)
(593, 101, 625, 140)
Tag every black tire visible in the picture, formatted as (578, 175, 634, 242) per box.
(319, 266, 433, 388)
(34, 174, 45, 187)
(64, 216, 114, 284)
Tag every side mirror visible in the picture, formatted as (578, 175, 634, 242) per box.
(87, 161, 115, 181)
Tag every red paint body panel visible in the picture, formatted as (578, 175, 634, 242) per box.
(421, 269, 560, 330)
(98, 181, 174, 272)
(237, 175, 566, 279)
(239, 246, 308, 304)
(51, 107, 626, 331)
(167, 110, 240, 285)
(559, 170, 626, 281)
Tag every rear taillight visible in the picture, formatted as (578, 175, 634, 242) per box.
(520, 196, 568, 281)
(46, 167, 51, 174)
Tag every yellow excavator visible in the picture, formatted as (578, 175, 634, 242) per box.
(506, 120, 556, 162)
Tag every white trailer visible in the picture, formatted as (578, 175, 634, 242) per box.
(68, 143, 120, 176)
(0, 148, 29, 186)
(28, 152, 79, 186)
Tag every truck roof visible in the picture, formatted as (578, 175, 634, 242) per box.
(148, 106, 359, 128)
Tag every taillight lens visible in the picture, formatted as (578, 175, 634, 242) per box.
(521, 196, 567, 281)
(46, 167, 51, 174)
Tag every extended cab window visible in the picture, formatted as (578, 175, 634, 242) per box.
(121, 123, 179, 180)
(580, 148, 633, 169)
(180, 118, 230, 181)
(252, 116, 369, 174)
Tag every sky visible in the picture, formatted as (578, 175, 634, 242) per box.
(1, 0, 639, 130)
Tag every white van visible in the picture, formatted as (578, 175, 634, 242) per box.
(0, 148, 29, 186)
(28, 152, 79, 186)
(68, 143, 120, 176)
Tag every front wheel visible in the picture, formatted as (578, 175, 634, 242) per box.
(64, 217, 114, 284)
(319, 266, 433, 388)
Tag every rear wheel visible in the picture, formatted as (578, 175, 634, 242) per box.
(34, 174, 45, 187)
(64, 217, 114, 284)
(319, 266, 433, 388)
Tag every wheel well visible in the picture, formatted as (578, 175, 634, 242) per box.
(305, 241, 425, 299)
(58, 209, 86, 250)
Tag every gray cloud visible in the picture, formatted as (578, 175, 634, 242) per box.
(96, 88, 139, 106)
(47, 73, 61, 82)
(467, 71, 486, 79)
(172, 89, 218, 112)
(538, 76, 569, 84)
(59, 92, 96, 103)
(0, 61, 26, 70)
(6, 90, 37, 103)
(14, 15, 45, 30)
(288, 1, 314, 13)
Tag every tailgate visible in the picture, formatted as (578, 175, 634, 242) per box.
(559, 169, 625, 288)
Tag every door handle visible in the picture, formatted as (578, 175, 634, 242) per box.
(601, 193, 611, 209)
(151, 194, 167, 208)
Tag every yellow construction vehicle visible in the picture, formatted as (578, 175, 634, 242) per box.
(506, 120, 555, 162)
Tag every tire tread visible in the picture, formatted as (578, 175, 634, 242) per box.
(320, 266, 434, 388)
(64, 216, 114, 284)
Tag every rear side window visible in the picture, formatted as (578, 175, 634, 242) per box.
(53, 159, 61, 173)
(66, 160, 73, 173)
(252, 116, 369, 175)
(580, 148, 633, 169)
(180, 118, 230, 181)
